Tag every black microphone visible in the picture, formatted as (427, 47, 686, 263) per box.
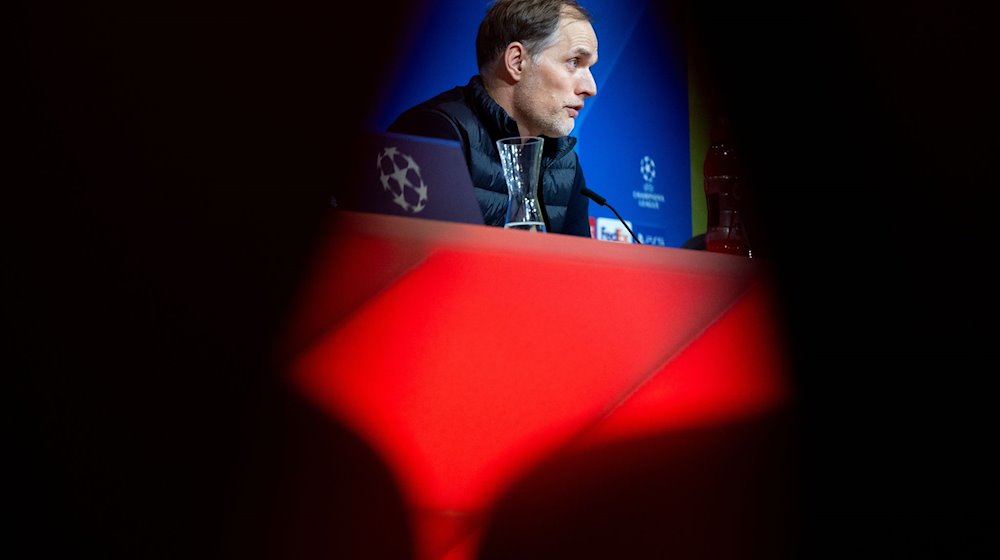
(580, 186, 641, 244)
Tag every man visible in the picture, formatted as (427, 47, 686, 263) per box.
(387, 0, 598, 237)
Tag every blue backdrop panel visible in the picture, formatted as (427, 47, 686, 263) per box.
(371, 0, 690, 247)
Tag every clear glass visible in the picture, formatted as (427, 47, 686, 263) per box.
(497, 136, 547, 232)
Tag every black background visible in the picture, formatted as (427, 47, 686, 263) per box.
(12, 0, 992, 557)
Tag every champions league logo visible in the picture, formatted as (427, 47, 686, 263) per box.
(376, 146, 429, 213)
(640, 156, 656, 184)
(633, 155, 666, 210)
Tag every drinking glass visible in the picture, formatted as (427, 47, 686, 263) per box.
(497, 136, 546, 232)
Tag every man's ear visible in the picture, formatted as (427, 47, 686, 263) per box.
(503, 42, 527, 81)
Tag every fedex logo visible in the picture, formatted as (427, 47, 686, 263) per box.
(595, 217, 635, 243)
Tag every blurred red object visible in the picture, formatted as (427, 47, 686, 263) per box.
(279, 210, 792, 559)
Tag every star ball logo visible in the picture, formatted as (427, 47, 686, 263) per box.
(376, 146, 428, 213)
(640, 156, 656, 184)
(633, 155, 665, 210)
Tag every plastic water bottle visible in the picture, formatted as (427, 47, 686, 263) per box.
(703, 117, 751, 257)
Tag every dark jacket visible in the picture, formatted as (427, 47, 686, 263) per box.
(387, 75, 591, 236)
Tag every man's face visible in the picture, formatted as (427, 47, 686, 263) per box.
(513, 11, 598, 138)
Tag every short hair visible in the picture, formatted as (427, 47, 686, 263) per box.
(475, 0, 593, 73)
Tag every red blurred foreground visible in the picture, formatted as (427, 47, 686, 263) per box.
(279, 210, 793, 559)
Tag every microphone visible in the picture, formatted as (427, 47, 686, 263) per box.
(580, 186, 641, 244)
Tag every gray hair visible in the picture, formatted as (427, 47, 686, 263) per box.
(475, 0, 593, 72)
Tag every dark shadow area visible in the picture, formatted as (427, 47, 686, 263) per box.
(681, 0, 993, 555)
(12, 1, 416, 558)
(221, 382, 412, 560)
(479, 410, 799, 559)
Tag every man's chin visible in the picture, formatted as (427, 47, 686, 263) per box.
(536, 118, 575, 138)
(553, 122, 575, 137)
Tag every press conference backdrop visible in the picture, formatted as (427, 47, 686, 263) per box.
(369, 0, 698, 247)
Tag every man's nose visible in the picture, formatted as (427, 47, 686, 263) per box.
(578, 68, 597, 97)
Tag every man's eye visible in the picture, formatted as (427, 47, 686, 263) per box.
(568, 58, 579, 68)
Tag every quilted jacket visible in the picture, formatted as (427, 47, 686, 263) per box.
(387, 75, 591, 236)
